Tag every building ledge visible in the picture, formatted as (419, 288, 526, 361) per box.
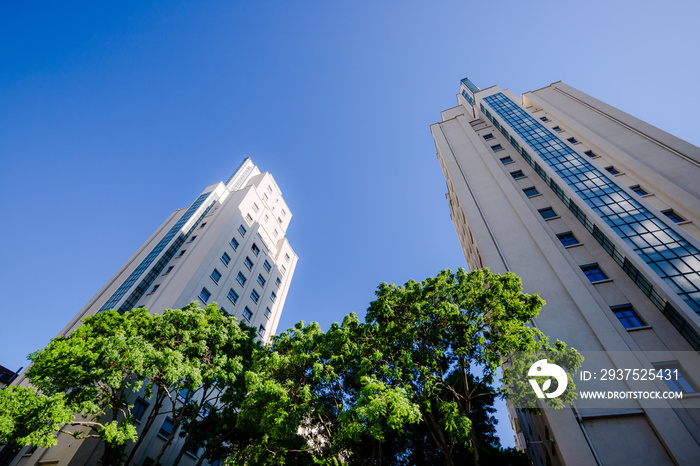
(626, 325, 653, 332)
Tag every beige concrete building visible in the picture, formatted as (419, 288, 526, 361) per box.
(9, 158, 297, 465)
(431, 79, 700, 465)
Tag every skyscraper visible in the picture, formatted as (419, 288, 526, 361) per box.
(11, 158, 297, 465)
(431, 79, 700, 465)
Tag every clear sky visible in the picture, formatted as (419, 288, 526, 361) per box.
(2, 0, 699, 449)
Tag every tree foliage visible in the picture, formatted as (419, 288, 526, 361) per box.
(1, 268, 580, 466)
(229, 268, 581, 465)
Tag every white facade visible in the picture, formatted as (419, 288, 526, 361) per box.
(11, 158, 297, 465)
(432, 79, 700, 465)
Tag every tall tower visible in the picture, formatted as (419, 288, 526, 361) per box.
(431, 79, 700, 465)
(12, 158, 297, 465)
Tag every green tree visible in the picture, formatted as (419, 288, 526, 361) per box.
(235, 268, 580, 465)
(0, 308, 156, 465)
(0, 303, 258, 466)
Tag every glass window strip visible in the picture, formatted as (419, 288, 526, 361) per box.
(480, 99, 700, 350)
(482, 93, 700, 314)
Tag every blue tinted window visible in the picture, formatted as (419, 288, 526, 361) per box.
(236, 272, 246, 286)
(251, 243, 260, 256)
(491, 144, 503, 151)
(557, 232, 579, 247)
(539, 207, 557, 220)
(662, 210, 685, 223)
(611, 304, 644, 329)
(581, 264, 608, 283)
(263, 260, 271, 272)
(199, 287, 211, 303)
(243, 306, 252, 320)
(221, 252, 231, 266)
(250, 289, 260, 303)
(227, 288, 239, 304)
(230, 238, 239, 250)
(211, 269, 222, 283)
(270, 291, 277, 302)
(523, 187, 539, 197)
(238, 225, 247, 237)
(244, 257, 254, 270)
(500, 156, 514, 164)
(510, 170, 525, 179)
(257, 274, 266, 287)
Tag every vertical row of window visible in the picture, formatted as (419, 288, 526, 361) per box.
(196, 225, 282, 339)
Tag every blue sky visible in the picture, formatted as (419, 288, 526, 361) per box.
(2, 0, 699, 449)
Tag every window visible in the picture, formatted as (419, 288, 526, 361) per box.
(258, 324, 266, 337)
(244, 257, 254, 270)
(150, 284, 160, 294)
(273, 229, 278, 237)
(189, 235, 197, 242)
(199, 287, 211, 303)
(538, 207, 558, 220)
(257, 274, 266, 287)
(510, 170, 525, 180)
(177, 388, 193, 402)
(201, 402, 213, 418)
(158, 417, 173, 438)
(263, 260, 271, 272)
(133, 397, 149, 422)
(267, 185, 273, 193)
(556, 232, 579, 247)
(270, 291, 277, 302)
(523, 187, 539, 197)
(179, 250, 186, 257)
(282, 209, 287, 217)
(611, 304, 645, 329)
(499, 156, 514, 164)
(491, 144, 504, 152)
(264, 307, 271, 319)
(653, 363, 695, 393)
(483, 133, 494, 140)
(275, 277, 281, 287)
(285, 253, 290, 262)
(251, 243, 260, 256)
(199, 223, 207, 229)
(230, 237, 239, 250)
(264, 214, 269, 222)
(185, 442, 200, 458)
(662, 209, 686, 223)
(630, 185, 648, 196)
(584, 150, 596, 158)
(253, 203, 259, 213)
(264, 193, 268, 201)
(164, 266, 174, 275)
(246, 213, 253, 223)
(567, 137, 579, 144)
(251, 289, 260, 303)
(539, 116, 550, 122)
(211, 269, 222, 284)
(236, 272, 247, 286)
(238, 225, 247, 237)
(221, 252, 231, 266)
(227, 288, 239, 304)
(220, 306, 229, 316)
(605, 166, 620, 175)
(243, 306, 253, 320)
(552, 126, 562, 132)
(278, 217, 282, 224)
(580, 264, 608, 283)
(281, 265, 287, 275)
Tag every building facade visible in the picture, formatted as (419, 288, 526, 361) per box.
(10, 158, 298, 465)
(431, 79, 700, 465)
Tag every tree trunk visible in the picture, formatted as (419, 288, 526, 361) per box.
(125, 388, 164, 465)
